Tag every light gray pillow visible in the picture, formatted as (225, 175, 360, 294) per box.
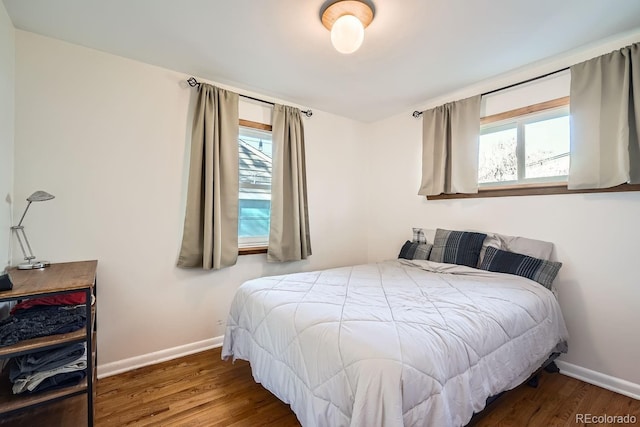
(496, 233, 554, 260)
(477, 232, 554, 267)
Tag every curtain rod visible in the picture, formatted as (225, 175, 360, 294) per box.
(187, 77, 313, 118)
(411, 66, 571, 118)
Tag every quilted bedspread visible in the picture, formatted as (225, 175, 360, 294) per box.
(222, 260, 568, 427)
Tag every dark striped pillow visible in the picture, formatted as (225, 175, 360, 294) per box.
(428, 229, 487, 267)
(480, 246, 562, 289)
(398, 240, 433, 260)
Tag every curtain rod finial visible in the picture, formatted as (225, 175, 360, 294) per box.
(413, 111, 423, 118)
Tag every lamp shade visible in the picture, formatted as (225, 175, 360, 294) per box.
(27, 191, 55, 202)
(330, 14, 365, 54)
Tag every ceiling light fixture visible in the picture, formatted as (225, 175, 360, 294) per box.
(321, 0, 374, 54)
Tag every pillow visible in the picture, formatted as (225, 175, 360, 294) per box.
(412, 228, 427, 244)
(412, 228, 436, 244)
(477, 232, 501, 267)
(428, 229, 487, 267)
(398, 240, 433, 260)
(480, 246, 562, 289)
(477, 232, 554, 267)
(496, 234, 554, 260)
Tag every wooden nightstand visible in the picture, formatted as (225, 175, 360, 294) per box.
(0, 261, 97, 426)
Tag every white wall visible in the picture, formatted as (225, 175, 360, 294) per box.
(13, 31, 368, 368)
(365, 33, 640, 388)
(0, 3, 14, 270)
(11, 21, 640, 393)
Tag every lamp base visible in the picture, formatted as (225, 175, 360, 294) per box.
(17, 261, 51, 270)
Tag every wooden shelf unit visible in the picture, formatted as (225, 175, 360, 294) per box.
(0, 261, 97, 427)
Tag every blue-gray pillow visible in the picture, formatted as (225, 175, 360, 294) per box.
(399, 240, 433, 260)
(428, 228, 487, 267)
(480, 246, 562, 289)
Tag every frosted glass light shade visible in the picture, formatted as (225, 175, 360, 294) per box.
(330, 14, 364, 54)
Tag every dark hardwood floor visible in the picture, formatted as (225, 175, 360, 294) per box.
(96, 348, 640, 426)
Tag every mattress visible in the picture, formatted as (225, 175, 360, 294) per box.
(222, 259, 569, 427)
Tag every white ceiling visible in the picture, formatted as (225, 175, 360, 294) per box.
(4, 0, 640, 122)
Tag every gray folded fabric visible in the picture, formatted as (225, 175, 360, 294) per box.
(12, 345, 87, 394)
(9, 342, 85, 382)
(30, 369, 87, 394)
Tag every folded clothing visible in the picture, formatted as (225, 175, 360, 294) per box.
(9, 342, 85, 382)
(12, 343, 87, 394)
(27, 370, 87, 394)
(11, 292, 87, 314)
(0, 305, 86, 347)
(29, 369, 87, 393)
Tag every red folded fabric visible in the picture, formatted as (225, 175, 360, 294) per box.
(10, 292, 87, 314)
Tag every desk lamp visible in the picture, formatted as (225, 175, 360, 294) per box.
(11, 191, 55, 270)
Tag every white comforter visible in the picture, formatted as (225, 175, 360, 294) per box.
(222, 260, 569, 427)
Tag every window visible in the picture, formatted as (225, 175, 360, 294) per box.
(427, 83, 640, 200)
(238, 121, 272, 249)
(478, 104, 569, 187)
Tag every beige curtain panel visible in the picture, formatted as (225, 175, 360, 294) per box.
(568, 42, 640, 190)
(177, 83, 239, 270)
(268, 105, 312, 262)
(418, 95, 482, 196)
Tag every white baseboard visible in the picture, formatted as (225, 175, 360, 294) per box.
(556, 360, 640, 400)
(97, 335, 224, 379)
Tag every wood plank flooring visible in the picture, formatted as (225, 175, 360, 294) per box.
(96, 348, 640, 426)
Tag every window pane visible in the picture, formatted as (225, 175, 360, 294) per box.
(525, 115, 569, 179)
(478, 127, 517, 183)
(239, 126, 271, 243)
(238, 199, 270, 238)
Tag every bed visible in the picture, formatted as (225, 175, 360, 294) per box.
(222, 257, 568, 426)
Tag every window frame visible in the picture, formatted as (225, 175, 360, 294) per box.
(238, 119, 272, 255)
(427, 95, 640, 200)
(478, 101, 570, 188)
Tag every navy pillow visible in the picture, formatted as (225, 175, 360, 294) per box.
(398, 240, 433, 260)
(480, 246, 562, 289)
(428, 229, 487, 267)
